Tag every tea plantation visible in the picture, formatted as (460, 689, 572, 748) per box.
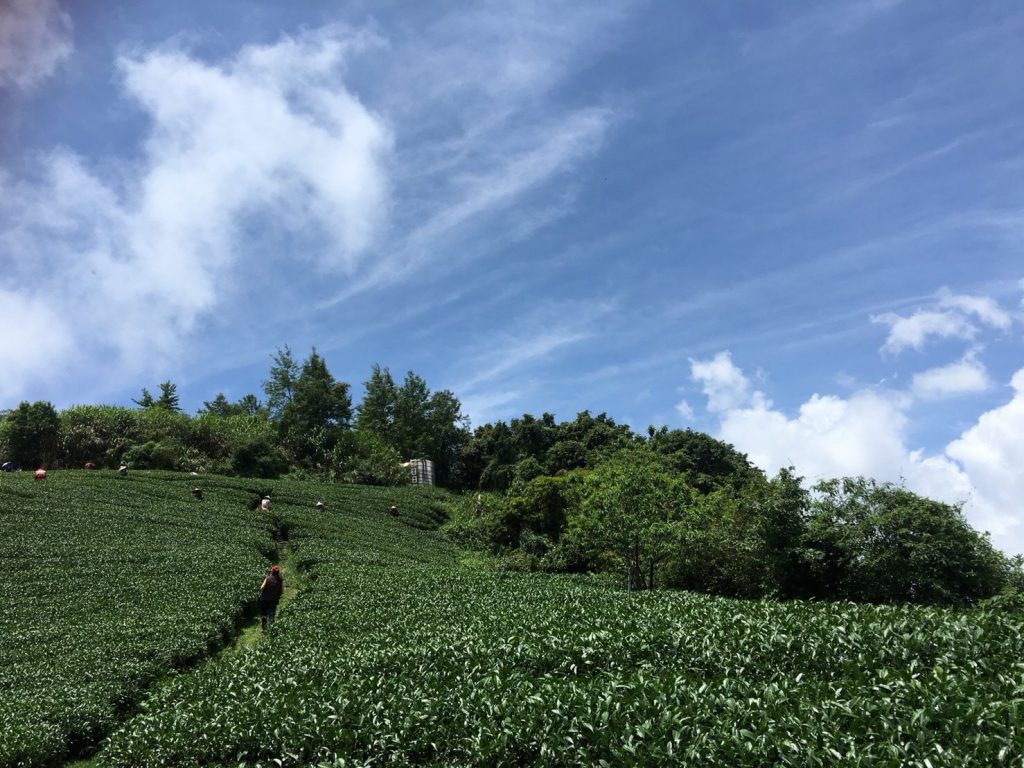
(3, 471, 1023, 766)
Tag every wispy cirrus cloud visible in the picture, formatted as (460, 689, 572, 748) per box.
(0, 3, 627, 405)
(0, 28, 391, 401)
(449, 299, 616, 424)
(0, 0, 72, 91)
(455, 321, 592, 397)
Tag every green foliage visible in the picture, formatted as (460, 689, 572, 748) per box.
(355, 363, 397, 438)
(565, 449, 691, 590)
(132, 387, 155, 408)
(803, 477, 1008, 604)
(122, 439, 180, 470)
(262, 345, 299, 420)
(278, 349, 352, 466)
(329, 429, 409, 486)
(459, 411, 637, 491)
(231, 436, 289, 478)
(647, 426, 762, 492)
(60, 405, 142, 467)
(477, 472, 580, 553)
(156, 380, 181, 412)
(199, 392, 264, 418)
(4, 400, 59, 467)
(0, 470, 271, 766)
(5, 470, 1024, 766)
(545, 438, 589, 473)
(356, 366, 469, 487)
(93, 488, 1024, 767)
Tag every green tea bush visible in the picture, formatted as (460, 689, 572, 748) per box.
(0, 470, 272, 766)
(99, 484, 1024, 767)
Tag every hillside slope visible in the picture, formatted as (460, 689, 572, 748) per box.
(0, 470, 454, 767)
(3, 471, 1023, 767)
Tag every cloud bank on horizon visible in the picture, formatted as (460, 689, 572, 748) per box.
(688, 287, 1024, 556)
(1, 1, 1023, 553)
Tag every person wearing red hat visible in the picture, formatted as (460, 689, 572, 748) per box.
(258, 565, 284, 631)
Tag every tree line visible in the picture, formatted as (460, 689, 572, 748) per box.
(446, 421, 1020, 607)
(1, 347, 1020, 606)
(0, 347, 469, 486)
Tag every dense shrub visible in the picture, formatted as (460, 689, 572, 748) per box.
(4, 401, 60, 468)
(802, 477, 1008, 605)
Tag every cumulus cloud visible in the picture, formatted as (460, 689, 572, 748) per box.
(945, 369, 1024, 550)
(0, 288, 75, 401)
(689, 351, 768, 413)
(911, 355, 991, 399)
(871, 287, 1013, 355)
(871, 309, 977, 354)
(937, 288, 1012, 330)
(1, 7, 621, 405)
(0, 0, 72, 90)
(693, 352, 1024, 555)
(0, 29, 392, 400)
(675, 399, 694, 421)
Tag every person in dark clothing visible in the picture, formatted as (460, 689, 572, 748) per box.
(259, 565, 283, 631)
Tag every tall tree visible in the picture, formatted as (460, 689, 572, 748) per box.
(199, 393, 264, 418)
(393, 371, 431, 459)
(263, 345, 299, 420)
(280, 348, 352, 465)
(237, 393, 265, 417)
(423, 388, 470, 487)
(155, 381, 181, 412)
(132, 388, 155, 408)
(567, 449, 689, 591)
(803, 477, 1008, 604)
(356, 364, 398, 440)
(199, 393, 234, 416)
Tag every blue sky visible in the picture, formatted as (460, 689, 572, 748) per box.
(2, 1, 1023, 553)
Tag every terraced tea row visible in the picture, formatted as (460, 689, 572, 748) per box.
(7, 471, 1023, 766)
(1, 471, 456, 767)
(101, 505, 1024, 767)
(1, 471, 279, 766)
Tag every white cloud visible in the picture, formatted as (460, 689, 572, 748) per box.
(327, 107, 611, 304)
(945, 369, 1024, 551)
(1, 8, 623, 405)
(689, 351, 769, 413)
(675, 399, 694, 421)
(871, 309, 977, 354)
(0, 29, 392, 400)
(911, 355, 991, 399)
(871, 288, 1014, 355)
(0, 0, 72, 90)
(695, 353, 1024, 555)
(0, 289, 75, 402)
(453, 301, 610, 394)
(937, 288, 1012, 330)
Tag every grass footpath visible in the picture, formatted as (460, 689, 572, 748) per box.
(64, 524, 310, 768)
(221, 540, 307, 659)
